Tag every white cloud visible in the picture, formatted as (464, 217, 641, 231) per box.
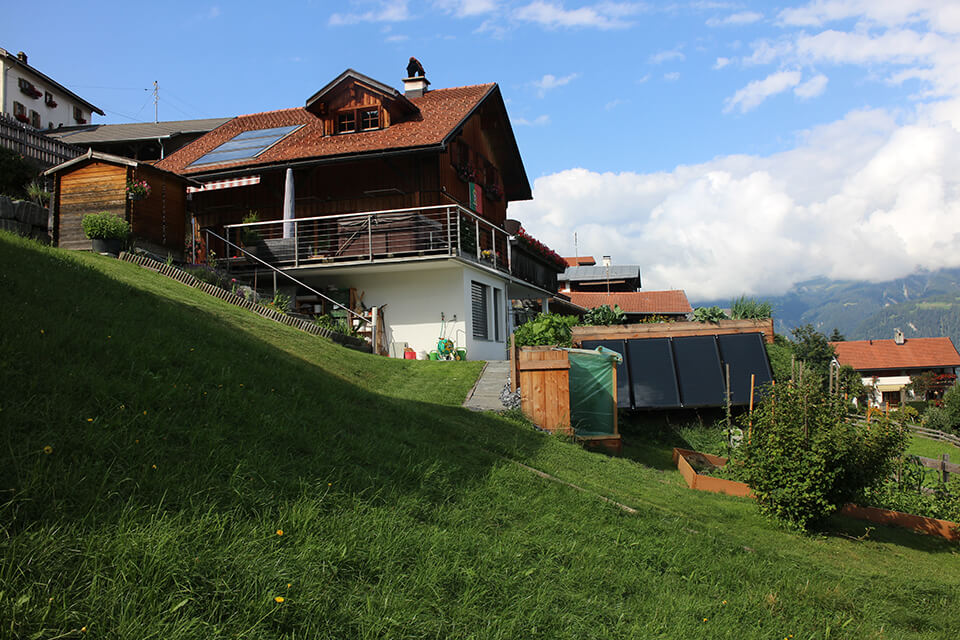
(385, 34, 410, 42)
(605, 98, 626, 110)
(330, 1, 410, 26)
(664, 71, 681, 81)
(512, 103, 960, 299)
(532, 72, 580, 97)
(724, 70, 802, 113)
(514, 114, 551, 126)
(512, 1, 647, 30)
(714, 56, 731, 69)
(433, 0, 499, 17)
(649, 48, 685, 64)
(706, 11, 763, 27)
(794, 73, 829, 98)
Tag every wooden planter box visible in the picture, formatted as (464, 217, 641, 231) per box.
(672, 448, 753, 498)
(573, 318, 775, 345)
(673, 448, 959, 542)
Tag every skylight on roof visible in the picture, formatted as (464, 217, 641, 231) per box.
(188, 125, 302, 167)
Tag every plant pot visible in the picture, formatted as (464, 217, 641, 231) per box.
(91, 238, 123, 256)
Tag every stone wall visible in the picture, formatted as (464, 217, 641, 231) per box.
(0, 195, 50, 243)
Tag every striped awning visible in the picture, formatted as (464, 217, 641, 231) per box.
(876, 383, 905, 392)
(187, 175, 260, 193)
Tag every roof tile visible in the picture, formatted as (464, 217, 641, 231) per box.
(832, 337, 960, 371)
(568, 291, 692, 314)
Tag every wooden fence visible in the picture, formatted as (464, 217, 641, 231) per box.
(0, 113, 84, 167)
(908, 425, 960, 448)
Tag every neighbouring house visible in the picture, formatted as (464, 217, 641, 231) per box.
(44, 150, 198, 256)
(44, 118, 232, 161)
(567, 290, 692, 323)
(831, 330, 960, 408)
(559, 257, 641, 293)
(563, 256, 596, 267)
(152, 63, 563, 359)
(1, 48, 103, 130)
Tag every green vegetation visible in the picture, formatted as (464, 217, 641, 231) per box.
(80, 211, 130, 240)
(582, 303, 625, 326)
(906, 434, 960, 460)
(3, 231, 960, 639)
(0, 147, 39, 199)
(512, 312, 578, 347)
(692, 305, 728, 323)
(737, 380, 908, 531)
(729, 295, 772, 320)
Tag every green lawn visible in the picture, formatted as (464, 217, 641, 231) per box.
(907, 434, 960, 461)
(2, 231, 959, 639)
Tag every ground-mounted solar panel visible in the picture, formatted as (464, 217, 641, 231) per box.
(189, 125, 302, 167)
(672, 335, 725, 407)
(626, 337, 681, 409)
(716, 333, 774, 406)
(580, 339, 632, 408)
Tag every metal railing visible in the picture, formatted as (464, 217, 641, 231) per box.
(202, 228, 375, 343)
(222, 204, 512, 274)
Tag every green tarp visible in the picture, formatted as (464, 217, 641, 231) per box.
(568, 347, 621, 436)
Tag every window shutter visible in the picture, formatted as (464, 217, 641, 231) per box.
(471, 281, 488, 340)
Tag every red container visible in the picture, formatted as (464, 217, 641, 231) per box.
(403, 349, 416, 360)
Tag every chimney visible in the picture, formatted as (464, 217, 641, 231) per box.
(894, 328, 905, 345)
(17, 51, 27, 64)
(403, 56, 430, 98)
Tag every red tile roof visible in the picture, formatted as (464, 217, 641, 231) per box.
(155, 84, 495, 175)
(832, 337, 960, 371)
(568, 290, 692, 315)
(563, 256, 596, 266)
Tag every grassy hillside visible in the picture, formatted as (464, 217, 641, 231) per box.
(2, 231, 959, 639)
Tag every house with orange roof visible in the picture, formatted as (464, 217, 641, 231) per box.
(831, 330, 960, 407)
(567, 290, 692, 322)
(151, 62, 564, 359)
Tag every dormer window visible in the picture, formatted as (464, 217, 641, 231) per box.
(335, 107, 381, 134)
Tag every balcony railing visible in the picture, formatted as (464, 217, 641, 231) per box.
(220, 205, 513, 275)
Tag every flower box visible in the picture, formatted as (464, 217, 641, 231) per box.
(14, 113, 30, 124)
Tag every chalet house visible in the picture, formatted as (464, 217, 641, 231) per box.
(1, 48, 102, 130)
(831, 331, 960, 407)
(154, 64, 563, 359)
(567, 290, 692, 323)
(559, 258, 642, 294)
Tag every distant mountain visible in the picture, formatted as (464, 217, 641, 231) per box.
(692, 268, 960, 346)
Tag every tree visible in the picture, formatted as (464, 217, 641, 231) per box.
(905, 371, 938, 400)
(0, 147, 39, 200)
(829, 328, 845, 342)
(790, 324, 836, 383)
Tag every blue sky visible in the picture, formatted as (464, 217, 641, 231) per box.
(5, 1, 960, 299)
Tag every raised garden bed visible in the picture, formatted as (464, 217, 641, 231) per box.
(672, 448, 959, 542)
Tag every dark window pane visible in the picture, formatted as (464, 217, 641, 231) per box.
(337, 111, 356, 133)
(360, 109, 379, 130)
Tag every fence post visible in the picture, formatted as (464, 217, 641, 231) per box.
(943, 454, 950, 484)
(368, 214, 373, 261)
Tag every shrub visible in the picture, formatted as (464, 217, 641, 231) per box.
(582, 304, 625, 326)
(737, 379, 908, 531)
(922, 405, 953, 433)
(513, 313, 578, 347)
(730, 295, 772, 319)
(692, 306, 728, 323)
(0, 147, 38, 199)
(81, 212, 130, 240)
(942, 383, 960, 432)
(240, 211, 262, 246)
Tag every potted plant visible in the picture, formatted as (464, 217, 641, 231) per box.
(81, 211, 130, 256)
(126, 179, 151, 201)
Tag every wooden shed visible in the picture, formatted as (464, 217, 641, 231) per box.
(44, 150, 198, 257)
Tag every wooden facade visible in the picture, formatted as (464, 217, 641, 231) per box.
(47, 151, 194, 255)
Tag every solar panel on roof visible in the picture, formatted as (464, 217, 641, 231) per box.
(716, 333, 774, 406)
(188, 125, 302, 167)
(581, 340, 632, 408)
(672, 336, 725, 407)
(626, 338, 681, 409)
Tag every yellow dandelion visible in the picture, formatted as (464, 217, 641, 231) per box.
(287, 583, 292, 589)
(274, 596, 285, 603)
(143, 410, 147, 415)
(239, 384, 244, 387)
(722, 600, 727, 605)
(135, 439, 139, 444)
(189, 348, 194, 352)
(81, 626, 87, 633)
(703, 618, 708, 622)
(43, 445, 53, 455)
(40, 329, 44, 334)
(276, 529, 284, 536)
(107, 335, 111, 339)
(87, 418, 93, 422)
(151, 464, 157, 469)
(120, 404, 125, 410)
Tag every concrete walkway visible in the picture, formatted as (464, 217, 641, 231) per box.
(463, 360, 510, 411)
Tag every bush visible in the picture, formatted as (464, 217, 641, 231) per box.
(513, 313, 578, 347)
(582, 304, 624, 326)
(730, 295, 772, 319)
(737, 379, 908, 531)
(0, 147, 38, 199)
(942, 383, 960, 432)
(692, 306, 728, 323)
(81, 212, 129, 240)
(922, 405, 953, 433)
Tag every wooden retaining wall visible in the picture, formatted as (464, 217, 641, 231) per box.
(119, 252, 371, 352)
(573, 318, 775, 345)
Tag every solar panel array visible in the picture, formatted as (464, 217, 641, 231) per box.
(188, 125, 302, 167)
(582, 332, 773, 410)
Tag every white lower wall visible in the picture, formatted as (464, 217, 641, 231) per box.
(302, 260, 511, 361)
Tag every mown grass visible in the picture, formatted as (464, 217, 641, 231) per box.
(2, 230, 959, 639)
(907, 434, 960, 460)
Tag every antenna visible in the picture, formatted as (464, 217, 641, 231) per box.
(153, 81, 159, 123)
(574, 231, 578, 261)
